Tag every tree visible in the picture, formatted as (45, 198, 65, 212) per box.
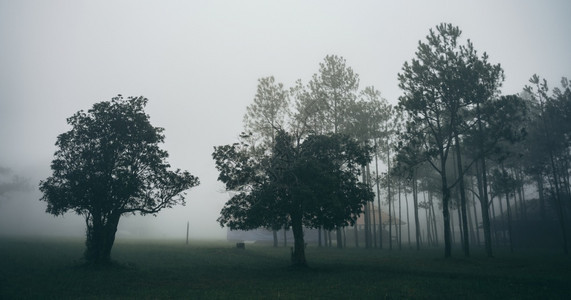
(398, 23, 503, 257)
(523, 75, 570, 254)
(307, 55, 360, 247)
(214, 131, 373, 266)
(0, 166, 30, 199)
(39, 95, 199, 265)
(243, 76, 290, 246)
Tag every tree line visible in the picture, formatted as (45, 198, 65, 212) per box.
(39, 23, 570, 267)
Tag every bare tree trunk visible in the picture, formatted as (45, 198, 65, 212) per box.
(498, 191, 506, 245)
(430, 194, 439, 247)
(504, 192, 514, 253)
(413, 169, 421, 250)
(450, 208, 456, 246)
(424, 205, 431, 246)
(374, 139, 383, 249)
(363, 166, 371, 248)
(388, 179, 393, 250)
(398, 182, 402, 250)
(537, 175, 546, 221)
(476, 102, 493, 257)
(405, 189, 411, 248)
(454, 134, 470, 256)
(549, 153, 569, 254)
(367, 164, 377, 248)
(470, 181, 481, 246)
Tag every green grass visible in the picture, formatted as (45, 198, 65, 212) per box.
(1, 237, 570, 299)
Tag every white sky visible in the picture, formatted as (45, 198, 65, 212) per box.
(1, 0, 570, 240)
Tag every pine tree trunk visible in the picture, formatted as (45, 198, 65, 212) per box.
(476, 102, 493, 257)
(367, 164, 377, 248)
(454, 134, 470, 256)
(413, 170, 421, 250)
(405, 190, 411, 248)
(374, 140, 383, 249)
(504, 192, 514, 253)
(431, 198, 439, 247)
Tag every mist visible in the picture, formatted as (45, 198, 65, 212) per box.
(1, 0, 570, 243)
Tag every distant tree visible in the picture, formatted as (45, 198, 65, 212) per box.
(214, 131, 373, 266)
(0, 167, 30, 199)
(39, 96, 199, 265)
(244, 76, 290, 147)
(243, 76, 290, 246)
(523, 75, 570, 254)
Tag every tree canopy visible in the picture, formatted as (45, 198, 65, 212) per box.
(39, 95, 199, 265)
(213, 130, 373, 266)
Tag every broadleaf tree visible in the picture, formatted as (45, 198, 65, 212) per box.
(39, 95, 199, 265)
(213, 130, 373, 266)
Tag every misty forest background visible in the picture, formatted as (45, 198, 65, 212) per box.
(213, 24, 571, 260)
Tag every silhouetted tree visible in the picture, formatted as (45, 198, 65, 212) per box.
(398, 23, 504, 257)
(39, 95, 199, 266)
(214, 131, 373, 266)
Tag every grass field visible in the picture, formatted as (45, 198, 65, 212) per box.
(1, 237, 570, 299)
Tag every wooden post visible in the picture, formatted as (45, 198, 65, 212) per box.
(186, 221, 189, 245)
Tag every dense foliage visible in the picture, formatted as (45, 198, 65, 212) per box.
(214, 131, 373, 266)
(39, 95, 199, 265)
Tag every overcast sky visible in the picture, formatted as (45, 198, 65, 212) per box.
(1, 0, 569, 240)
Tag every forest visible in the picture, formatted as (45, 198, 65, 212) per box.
(213, 23, 571, 265)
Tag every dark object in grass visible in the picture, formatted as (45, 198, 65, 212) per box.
(236, 242, 245, 249)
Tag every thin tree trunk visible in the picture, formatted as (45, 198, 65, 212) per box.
(498, 191, 506, 245)
(454, 134, 470, 256)
(426, 207, 432, 246)
(476, 102, 493, 257)
(441, 162, 452, 258)
(537, 175, 546, 221)
(405, 188, 411, 248)
(504, 192, 514, 253)
(413, 169, 421, 250)
(368, 164, 377, 248)
(375, 139, 383, 249)
(388, 178, 393, 250)
(549, 153, 569, 254)
(363, 166, 371, 248)
(398, 182, 402, 250)
(470, 177, 481, 246)
(430, 197, 439, 247)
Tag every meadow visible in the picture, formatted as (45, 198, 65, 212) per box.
(1, 237, 570, 299)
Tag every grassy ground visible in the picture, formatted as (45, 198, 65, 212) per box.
(1, 237, 570, 299)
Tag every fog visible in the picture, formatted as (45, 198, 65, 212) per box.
(1, 0, 570, 241)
